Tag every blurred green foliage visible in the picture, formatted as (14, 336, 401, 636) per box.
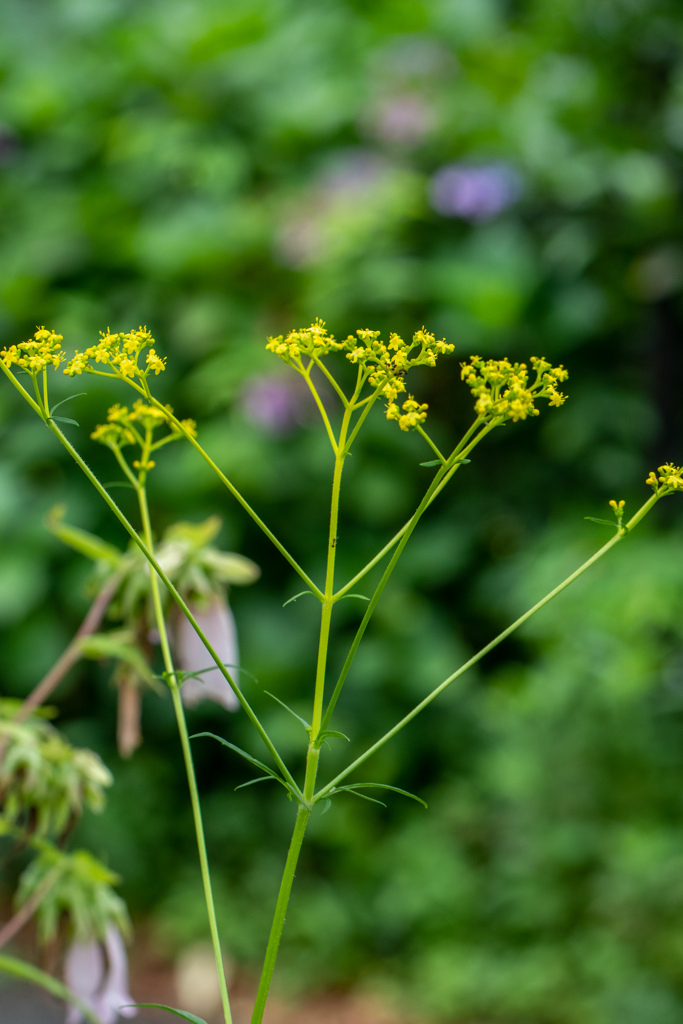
(2, 0, 683, 1021)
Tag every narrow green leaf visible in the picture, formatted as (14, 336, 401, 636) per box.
(420, 459, 442, 467)
(46, 505, 123, 566)
(320, 799, 332, 815)
(283, 590, 317, 607)
(337, 593, 369, 602)
(0, 953, 105, 1024)
(455, 458, 471, 464)
(330, 783, 427, 809)
(191, 733, 297, 799)
(124, 1005, 208, 1024)
(584, 517, 618, 528)
(234, 775, 276, 791)
(336, 789, 387, 807)
(49, 393, 87, 414)
(49, 415, 80, 427)
(264, 691, 310, 731)
(317, 729, 350, 743)
(78, 631, 156, 685)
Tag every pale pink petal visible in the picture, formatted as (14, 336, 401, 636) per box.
(177, 595, 240, 711)
(95, 924, 137, 1021)
(64, 937, 105, 1024)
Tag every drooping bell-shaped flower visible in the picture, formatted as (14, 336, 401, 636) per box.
(176, 593, 240, 711)
(64, 924, 137, 1024)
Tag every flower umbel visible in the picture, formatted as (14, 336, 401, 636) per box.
(64, 327, 163, 381)
(647, 463, 683, 494)
(1, 327, 64, 374)
(460, 355, 568, 424)
(266, 320, 455, 428)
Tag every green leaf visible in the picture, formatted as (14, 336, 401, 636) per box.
(49, 415, 80, 427)
(584, 517, 618, 528)
(191, 733, 296, 798)
(320, 798, 332, 815)
(334, 788, 387, 807)
(455, 458, 471, 464)
(337, 593, 369, 602)
(79, 632, 157, 688)
(49, 393, 87, 414)
(420, 459, 443, 467)
(329, 783, 427, 809)
(46, 505, 123, 566)
(264, 692, 310, 731)
(283, 590, 317, 607)
(234, 775, 277, 790)
(317, 729, 350, 743)
(125, 1005, 208, 1024)
(0, 953, 105, 1024)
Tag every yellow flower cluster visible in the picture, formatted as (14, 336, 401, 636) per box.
(460, 355, 568, 423)
(386, 396, 429, 432)
(266, 320, 455, 427)
(1, 327, 64, 374)
(646, 463, 683, 493)
(64, 327, 165, 379)
(91, 400, 197, 452)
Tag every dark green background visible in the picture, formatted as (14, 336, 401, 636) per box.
(2, 1, 683, 1021)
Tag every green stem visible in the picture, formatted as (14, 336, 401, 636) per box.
(316, 502, 655, 801)
(143, 395, 323, 600)
(250, 384, 355, 1022)
(321, 421, 495, 731)
(333, 417, 486, 600)
(250, 804, 310, 1024)
(301, 361, 339, 453)
(43, 420, 301, 799)
(137, 485, 233, 1024)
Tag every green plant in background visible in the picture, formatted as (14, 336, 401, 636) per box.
(1, 322, 681, 1024)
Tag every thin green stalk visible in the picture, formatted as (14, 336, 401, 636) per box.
(137, 484, 233, 1024)
(333, 416, 487, 600)
(321, 420, 496, 731)
(316, 504, 655, 801)
(301, 361, 339, 453)
(250, 805, 311, 1024)
(310, 353, 351, 408)
(142, 393, 323, 600)
(43, 420, 302, 799)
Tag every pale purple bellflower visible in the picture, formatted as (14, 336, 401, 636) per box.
(64, 924, 137, 1024)
(176, 593, 240, 711)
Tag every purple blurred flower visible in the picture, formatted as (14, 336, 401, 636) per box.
(64, 924, 136, 1024)
(176, 594, 240, 711)
(429, 162, 523, 221)
(240, 373, 311, 434)
(275, 150, 392, 267)
(364, 94, 435, 147)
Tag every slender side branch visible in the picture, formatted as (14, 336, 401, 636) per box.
(142, 394, 323, 600)
(44, 420, 302, 800)
(316, 503, 656, 801)
(321, 420, 496, 730)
